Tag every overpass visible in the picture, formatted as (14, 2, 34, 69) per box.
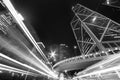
(53, 48, 120, 72)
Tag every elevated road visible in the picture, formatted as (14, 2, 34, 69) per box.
(53, 48, 120, 72)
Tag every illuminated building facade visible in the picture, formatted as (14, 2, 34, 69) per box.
(71, 4, 120, 56)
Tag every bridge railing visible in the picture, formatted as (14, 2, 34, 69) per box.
(53, 47, 120, 68)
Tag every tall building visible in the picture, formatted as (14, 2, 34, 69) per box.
(71, 4, 120, 56)
(53, 3, 120, 80)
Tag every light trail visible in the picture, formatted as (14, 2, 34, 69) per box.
(21, 42, 58, 78)
(5, 23, 50, 74)
(0, 53, 55, 78)
(75, 53, 120, 79)
(0, 63, 39, 76)
(82, 53, 120, 74)
(0, 39, 55, 78)
(2, 0, 58, 79)
(28, 48, 58, 78)
(0, 37, 46, 72)
(2, 0, 48, 63)
(74, 64, 120, 79)
(0, 36, 57, 78)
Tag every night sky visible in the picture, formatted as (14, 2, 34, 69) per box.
(12, 0, 120, 51)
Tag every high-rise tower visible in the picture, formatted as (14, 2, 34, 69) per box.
(71, 4, 120, 56)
